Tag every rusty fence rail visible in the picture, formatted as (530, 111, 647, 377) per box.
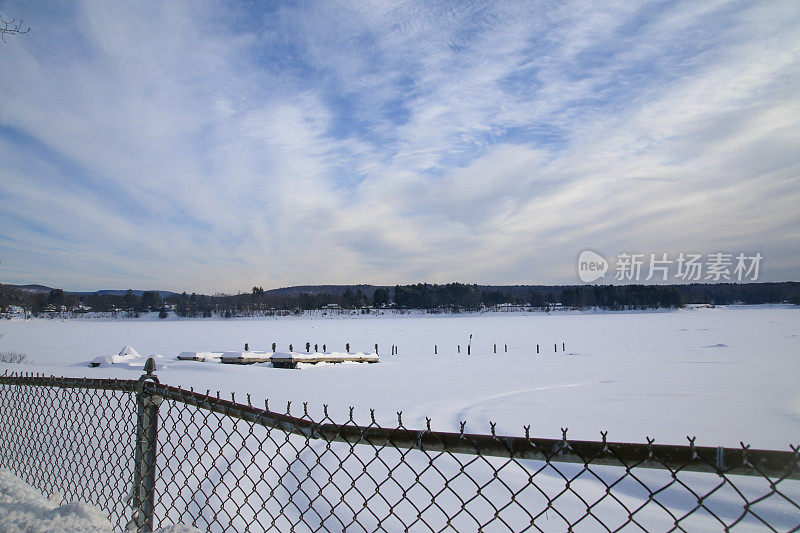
(1, 362, 799, 532)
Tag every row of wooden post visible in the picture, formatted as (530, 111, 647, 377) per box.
(243, 342, 388, 354)
(433, 342, 566, 354)
(243, 341, 566, 355)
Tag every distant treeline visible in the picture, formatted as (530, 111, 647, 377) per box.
(1, 281, 798, 317)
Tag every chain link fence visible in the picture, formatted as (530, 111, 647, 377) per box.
(1, 363, 799, 532)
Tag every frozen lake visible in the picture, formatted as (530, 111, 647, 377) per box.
(1, 305, 798, 448)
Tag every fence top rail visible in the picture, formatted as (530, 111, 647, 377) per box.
(2, 369, 799, 480)
(148, 381, 800, 480)
(0, 371, 138, 392)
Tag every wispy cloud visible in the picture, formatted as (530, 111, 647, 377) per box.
(0, 0, 798, 291)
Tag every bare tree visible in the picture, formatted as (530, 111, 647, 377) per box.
(1, 14, 30, 43)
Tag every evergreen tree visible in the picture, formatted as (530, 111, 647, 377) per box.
(343, 288, 355, 308)
(140, 291, 162, 312)
(372, 288, 389, 308)
(123, 289, 138, 311)
(47, 289, 65, 307)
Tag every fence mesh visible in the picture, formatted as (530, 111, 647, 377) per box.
(1, 371, 799, 532)
(0, 377, 138, 527)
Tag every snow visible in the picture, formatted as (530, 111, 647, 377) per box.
(89, 345, 166, 368)
(0, 468, 202, 533)
(1, 306, 799, 530)
(0, 468, 113, 532)
(2, 306, 797, 448)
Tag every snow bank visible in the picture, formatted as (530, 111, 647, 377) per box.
(0, 468, 112, 532)
(0, 469, 202, 533)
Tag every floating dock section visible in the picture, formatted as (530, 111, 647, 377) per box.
(219, 351, 272, 364)
(177, 351, 224, 362)
(270, 351, 379, 369)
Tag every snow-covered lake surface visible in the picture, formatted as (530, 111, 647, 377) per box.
(1, 306, 798, 448)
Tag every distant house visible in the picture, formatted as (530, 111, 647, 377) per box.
(320, 303, 343, 315)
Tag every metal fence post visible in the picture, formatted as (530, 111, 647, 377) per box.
(129, 358, 162, 533)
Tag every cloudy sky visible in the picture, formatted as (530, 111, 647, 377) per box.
(0, 1, 798, 292)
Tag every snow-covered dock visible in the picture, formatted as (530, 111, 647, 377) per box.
(270, 351, 379, 368)
(178, 350, 379, 368)
(177, 351, 223, 362)
(219, 351, 271, 364)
